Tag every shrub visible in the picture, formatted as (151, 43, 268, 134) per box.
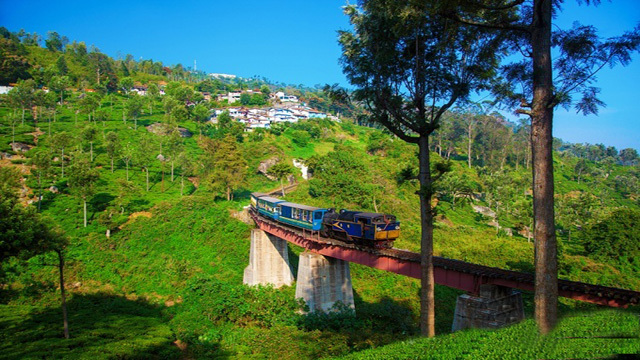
(582, 208, 640, 261)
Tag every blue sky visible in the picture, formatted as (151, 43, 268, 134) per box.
(1, 0, 639, 150)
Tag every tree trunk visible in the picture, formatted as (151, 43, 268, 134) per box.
(57, 250, 69, 339)
(418, 135, 435, 338)
(83, 199, 87, 227)
(280, 178, 285, 197)
(467, 123, 473, 168)
(111, 157, 114, 173)
(21, 108, 25, 125)
(38, 173, 42, 212)
(531, 0, 558, 335)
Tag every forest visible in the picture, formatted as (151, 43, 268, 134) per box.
(0, 26, 639, 359)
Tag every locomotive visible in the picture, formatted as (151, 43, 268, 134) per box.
(250, 192, 401, 248)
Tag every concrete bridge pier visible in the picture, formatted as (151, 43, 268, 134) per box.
(243, 229, 295, 288)
(452, 284, 525, 332)
(295, 252, 355, 313)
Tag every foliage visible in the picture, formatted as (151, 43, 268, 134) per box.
(0, 167, 67, 262)
(199, 134, 247, 201)
(582, 208, 640, 262)
(172, 277, 303, 333)
(339, 310, 640, 360)
(307, 145, 372, 208)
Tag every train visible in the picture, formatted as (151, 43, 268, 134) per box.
(250, 192, 401, 249)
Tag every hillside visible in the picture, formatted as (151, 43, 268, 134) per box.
(0, 28, 639, 359)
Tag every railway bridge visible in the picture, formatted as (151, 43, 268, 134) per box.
(243, 209, 640, 330)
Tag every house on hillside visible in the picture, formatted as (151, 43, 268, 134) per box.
(273, 91, 298, 103)
(308, 110, 326, 119)
(131, 85, 148, 96)
(217, 91, 242, 103)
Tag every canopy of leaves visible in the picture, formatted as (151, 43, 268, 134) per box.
(267, 162, 294, 181)
(199, 134, 247, 200)
(339, 1, 506, 141)
(307, 145, 372, 207)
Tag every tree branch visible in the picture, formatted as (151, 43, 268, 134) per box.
(466, 0, 525, 11)
(446, 13, 530, 34)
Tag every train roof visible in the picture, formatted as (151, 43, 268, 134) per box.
(256, 196, 285, 204)
(279, 202, 325, 211)
(353, 212, 392, 219)
(337, 210, 396, 222)
(251, 192, 268, 198)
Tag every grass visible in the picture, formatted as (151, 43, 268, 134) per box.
(0, 295, 180, 360)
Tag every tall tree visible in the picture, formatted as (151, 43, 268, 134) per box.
(126, 95, 144, 130)
(48, 75, 70, 105)
(120, 142, 135, 181)
(105, 131, 120, 173)
(445, 0, 640, 334)
(192, 103, 210, 133)
(81, 125, 99, 162)
(29, 148, 52, 212)
(79, 92, 101, 123)
(339, 0, 505, 337)
(119, 77, 134, 96)
(268, 162, 295, 196)
(55, 55, 68, 75)
(166, 129, 184, 182)
(200, 134, 247, 201)
(45, 31, 68, 52)
(8, 79, 36, 124)
(68, 151, 99, 227)
(136, 134, 156, 192)
(0, 167, 70, 338)
(50, 131, 72, 178)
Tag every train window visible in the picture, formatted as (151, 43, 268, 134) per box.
(314, 212, 322, 220)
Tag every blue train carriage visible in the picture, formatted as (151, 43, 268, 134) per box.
(322, 209, 400, 248)
(277, 202, 328, 231)
(251, 193, 286, 221)
(250, 192, 267, 208)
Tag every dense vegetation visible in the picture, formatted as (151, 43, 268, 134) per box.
(0, 28, 638, 359)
